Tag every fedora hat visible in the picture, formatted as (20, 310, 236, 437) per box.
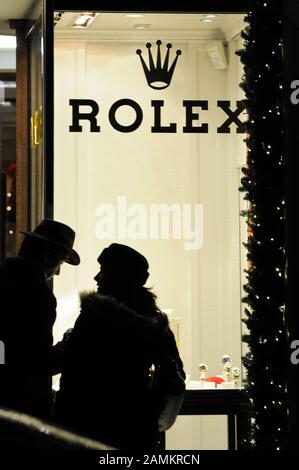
(20, 219, 80, 265)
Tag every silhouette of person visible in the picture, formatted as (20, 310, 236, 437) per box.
(55, 243, 185, 450)
(0, 219, 80, 419)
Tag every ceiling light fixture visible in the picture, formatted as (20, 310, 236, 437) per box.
(200, 19, 214, 23)
(72, 12, 98, 28)
(134, 24, 150, 30)
(204, 14, 217, 18)
(125, 14, 145, 18)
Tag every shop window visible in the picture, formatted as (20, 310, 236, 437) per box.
(53, 10, 247, 450)
(0, 74, 16, 260)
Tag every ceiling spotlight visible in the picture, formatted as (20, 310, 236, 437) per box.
(204, 14, 217, 18)
(72, 12, 98, 28)
(200, 19, 214, 23)
(125, 14, 145, 18)
(134, 24, 150, 30)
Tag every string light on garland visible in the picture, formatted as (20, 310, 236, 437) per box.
(236, 0, 287, 449)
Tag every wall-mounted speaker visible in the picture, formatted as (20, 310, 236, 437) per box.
(206, 40, 228, 69)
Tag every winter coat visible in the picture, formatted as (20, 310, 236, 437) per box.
(0, 257, 65, 419)
(54, 292, 185, 450)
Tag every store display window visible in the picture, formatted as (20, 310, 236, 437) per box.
(52, 6, 248, 449)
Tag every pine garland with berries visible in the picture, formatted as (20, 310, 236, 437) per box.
(236, 0, 287, 449)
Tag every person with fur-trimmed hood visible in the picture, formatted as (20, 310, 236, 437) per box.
(55, 243, 185, 450)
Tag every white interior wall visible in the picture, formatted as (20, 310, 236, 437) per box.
(0, 49, 15, 70)
(53, 33, 245, 450)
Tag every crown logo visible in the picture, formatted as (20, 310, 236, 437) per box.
(136, 40, 182, 90)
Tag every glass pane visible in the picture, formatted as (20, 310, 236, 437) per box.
(53, 11, 247, 449)
(29, 20, 44, 228)
(0, 76, 16, 259)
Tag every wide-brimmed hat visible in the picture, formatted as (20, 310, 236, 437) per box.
(20, 219, 80, 265)
(97, 243, 149, 286)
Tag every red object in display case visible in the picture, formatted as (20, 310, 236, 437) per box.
(205, 376, 225, 386)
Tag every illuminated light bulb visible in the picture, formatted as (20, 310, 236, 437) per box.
(7, 192, 12, 197)
(125, 14, 145, 18)
(6, 206, 12, 211)
(134, 24, 151, 29)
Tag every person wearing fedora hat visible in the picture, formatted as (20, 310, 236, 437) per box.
(55, 243, 185, 450)
(0, 219, 80, 420)
(19, 219, 80, 271)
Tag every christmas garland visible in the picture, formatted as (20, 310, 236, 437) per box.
(237, 0, 287, 449)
